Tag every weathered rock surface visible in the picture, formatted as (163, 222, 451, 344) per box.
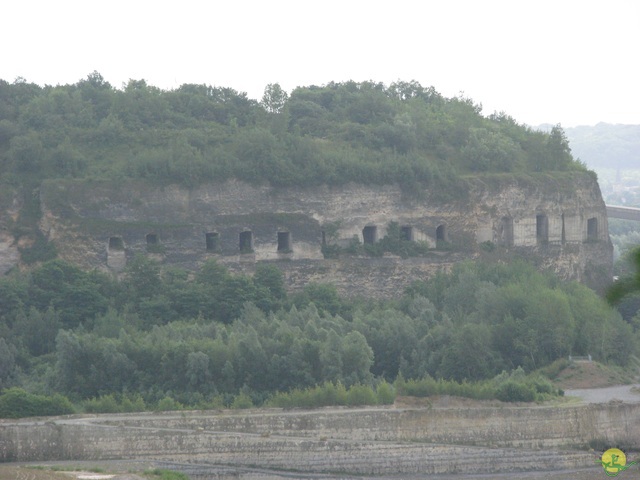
(0, 173, 613, 296)
(1, 401, 637, 476)
(43, 175, 612, 293)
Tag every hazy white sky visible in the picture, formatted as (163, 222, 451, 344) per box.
(2, 0, 639, 127)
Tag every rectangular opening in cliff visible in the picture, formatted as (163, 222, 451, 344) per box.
(362, 226, 377, 244)
(587, 217, 598, 240)
(561, 213, 566, 244)
(500, 217, 513, 246)
(206, 232, 219, 251)
(277, 231, 291, 252)
(108, 236, 124, 251)
(436, 224, 447, 241)
(401, 226, 413, 241)
(239, 231, 253, 253)
(146, 233, 158, 245)
(536, 214, 548, 244)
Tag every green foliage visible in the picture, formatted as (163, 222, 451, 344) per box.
(0, 254, 632, 412)
(0, 388, 75, 418)
(0, 338, 16, 389)
(375, 381, 396, 405)
(293, 282, 346, 317)
(18, 230, 57, 264)
(230, 392, 254, 409)
(495, 381, 536, 402)
(82, 393, 147, 413)
(322, 221, 432, 259)
(607, 246, 640, 305)
(0, 76, 585, 194)
(145, 468, 191, 480)
(266, 381, 382, 409)
(156, 396, 184, 411)
(395, 376, 495, 400)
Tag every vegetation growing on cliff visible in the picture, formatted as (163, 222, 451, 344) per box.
(0, 74, 584, 193)
(0, 258, 635, 415)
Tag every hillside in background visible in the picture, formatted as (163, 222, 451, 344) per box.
(564, 123, 640, 170)
(560, 123, 640, 268)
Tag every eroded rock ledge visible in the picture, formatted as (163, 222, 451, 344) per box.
(1, 401, 637, 476)
(1, 173, 613, 296)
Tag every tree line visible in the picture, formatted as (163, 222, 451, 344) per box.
(0, 74, 584, 194)
(0, 257, 636, 410)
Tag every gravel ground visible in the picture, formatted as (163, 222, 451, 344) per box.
(564, 384, 640, 404)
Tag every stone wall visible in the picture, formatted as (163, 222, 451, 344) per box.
(1, 403, 638, 475)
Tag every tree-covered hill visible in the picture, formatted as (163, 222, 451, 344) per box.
(1, 74, 626, 416)
(0, 73, 584, 192)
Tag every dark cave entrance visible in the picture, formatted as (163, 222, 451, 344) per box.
(362, 225, 377, 244)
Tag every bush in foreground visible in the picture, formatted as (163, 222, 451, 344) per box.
(0, 388, 75, 418)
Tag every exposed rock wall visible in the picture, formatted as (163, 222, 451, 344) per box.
(1, 402, 638, 475)
(0, 173, 613, 295)
(0, 186, 22, 275)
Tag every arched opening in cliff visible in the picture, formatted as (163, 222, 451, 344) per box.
(536, 214, 548, 244)
(401, 226, 413, 241)
(499, 217, 513, 246)
(206, 232, 219, 251)
(146, 233, 158, 246)
(436, 224, 447, 242)
(587, 217, 598, 241)
(277, 231, 291, 252)
(239, 231, 253, 253)
(108, 236, 124, 251)
(362, 225, 377, 244)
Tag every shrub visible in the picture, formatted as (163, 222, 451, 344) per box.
(156, 396, 183, 411)
(83, 394, 120, 413)
(346, 384, 377, 406)
(376, 381, 396, 405)
(231, 392, 254, 409)
(82, 393, 147, 413)
(495, 381, 536, 402)
(145, 469, 190, 480)
(0, 388, 75, 418)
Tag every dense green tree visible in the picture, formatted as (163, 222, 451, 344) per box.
(607, 246, 640, 305)
(28, 260, 109, 328)
(439, 323, 499, 381)
(0, 338, 16, 389)
(261, 83, 288, 114)
(340, 331, 374, 386)
(123, 255, 163, 301)
(12, 307, 60, 356)
(293, 283, 345, 317)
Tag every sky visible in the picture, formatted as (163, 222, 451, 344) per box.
(2, 0, 639, 128)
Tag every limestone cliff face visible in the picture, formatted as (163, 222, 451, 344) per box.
(25, 173, 613, 296)
(0, 186, 22, 275)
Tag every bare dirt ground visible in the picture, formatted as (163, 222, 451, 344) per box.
(3, 461, 612, 480)
(0, 467, 146, 480)
(553, 360, 636, 389)
(565, 383, 640, 404)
